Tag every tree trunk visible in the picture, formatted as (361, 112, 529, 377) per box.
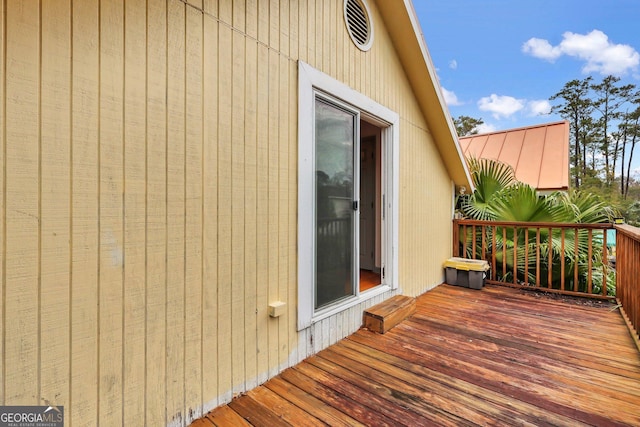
(620, 126, 627, 196)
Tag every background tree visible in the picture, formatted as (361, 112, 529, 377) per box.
(591, 76, 634, 186)
(550, 77, 593, 189)
(618, 99, 640, 198)
(453, 115, 484, 136)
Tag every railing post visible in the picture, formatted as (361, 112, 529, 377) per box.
(453, 219, 460, 257)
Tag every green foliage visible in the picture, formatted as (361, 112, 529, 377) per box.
(546, 190, 618, 223)
(460, 157, 516, 220)
(459, 158, 616, 295)
(490, 184, 560, 223)
(453, 115, 484, 136)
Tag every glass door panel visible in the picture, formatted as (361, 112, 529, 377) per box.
(315, 98, 357, 309)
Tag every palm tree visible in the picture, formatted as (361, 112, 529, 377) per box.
(459, 157, 617, 294)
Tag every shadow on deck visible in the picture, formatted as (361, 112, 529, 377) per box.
(192, 284, 640, 426)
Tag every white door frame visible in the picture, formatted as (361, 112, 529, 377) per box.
(297, 61, 399, 330)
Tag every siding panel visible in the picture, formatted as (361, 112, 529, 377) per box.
(123, 0, 147, 423)
(166, 1, 186, 424)
(231, 29, 246, 394)
(267, 48, 279, 379)
(201, 12, 219, 412)
(255, 43, 270, 385)
(243, 37, 259, 392)
(70, 0, 100, 422)
(185, 6, 204, 422)
(216, 22, 233, 404)
(40, 0, 71, 409)
(98, 0, 125, 423)
(278, 54, 290, 371)
(4, 0, 40, 405)
(145, 0, 168, 423)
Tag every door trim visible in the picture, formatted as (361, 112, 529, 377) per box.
(297, 61, 399, 330)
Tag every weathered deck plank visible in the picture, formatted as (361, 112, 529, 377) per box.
(191, 284, 640, 426)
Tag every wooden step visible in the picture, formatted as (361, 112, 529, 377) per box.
(363, 295, 416, 334)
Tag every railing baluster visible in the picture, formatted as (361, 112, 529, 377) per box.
(602, 230, 608, 297)
(536, 227, 541, 287)
(482, 225, 487, 260)
(560, 228, 566, 291)
(574, 228, 579, 292)
(513, 226, 518, 285)
(470, 225, 475, 258)
(502, 227, 507, 279)
(587, 229, 593, 294)
(524, 229, 529, 286)
(492, 225, 497, 280)
(453, 219, 459, 257)
(462, 224, 468, 257)
(548, 227, 553, 289)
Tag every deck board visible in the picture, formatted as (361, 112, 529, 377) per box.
(192, 284, 640, 426)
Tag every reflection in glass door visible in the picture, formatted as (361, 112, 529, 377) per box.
(314, 97, 358, 309)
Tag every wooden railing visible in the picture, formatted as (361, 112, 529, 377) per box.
(453, 219, 615, 299)
(614, 224, 640, 349)
(317, 217, 350, 238)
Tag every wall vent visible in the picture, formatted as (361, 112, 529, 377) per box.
(344, 0, 373, 51)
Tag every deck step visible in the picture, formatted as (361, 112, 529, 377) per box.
(363, 295, 416, 334)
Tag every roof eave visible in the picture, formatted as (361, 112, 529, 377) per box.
(376, 0, 473, 191)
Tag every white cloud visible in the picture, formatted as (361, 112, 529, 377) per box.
(478, 94, 525, 119)
(527, 100, 552, 116)
(522, 30, 640, 76)
(449, 59, 458, 70)
(441, 87, 463, 106)
(476, 123, 497, 134)
(522, 38, 562, 61)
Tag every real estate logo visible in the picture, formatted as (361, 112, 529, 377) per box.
(0, 406, 63, 427)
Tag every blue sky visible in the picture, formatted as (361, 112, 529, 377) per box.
(414, 0, 640, 140)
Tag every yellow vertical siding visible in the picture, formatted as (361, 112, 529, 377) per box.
(40, 0, 71, 411)
(216, 21, 233, 405)
(231, 28, 246, 395)
(255, 42, 271, 386)
(5, 0, 40, 405)
(244, 36, 259, 391)
(166, 2, 186, 424)
(70, 0, 100, 423)
(98, 0, 125, 423)
(185, 6, 204, 420)
(145, 0, 168, 423)
(0, 0, 457, 425)
(123, 0, 146, 423)
(202, 6, 219, 412)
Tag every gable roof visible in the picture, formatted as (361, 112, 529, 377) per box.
(458, 121, 570, 192)
(377, 0, 472, 190)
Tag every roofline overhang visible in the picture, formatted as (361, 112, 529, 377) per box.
(376, 0, 473, 190)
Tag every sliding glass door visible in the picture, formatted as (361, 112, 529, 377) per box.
(314, 97, 359, 309)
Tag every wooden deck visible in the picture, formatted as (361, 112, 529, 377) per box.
(192, 285, 640, 426)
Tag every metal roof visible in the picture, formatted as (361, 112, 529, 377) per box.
(458, 121, 570, 191)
